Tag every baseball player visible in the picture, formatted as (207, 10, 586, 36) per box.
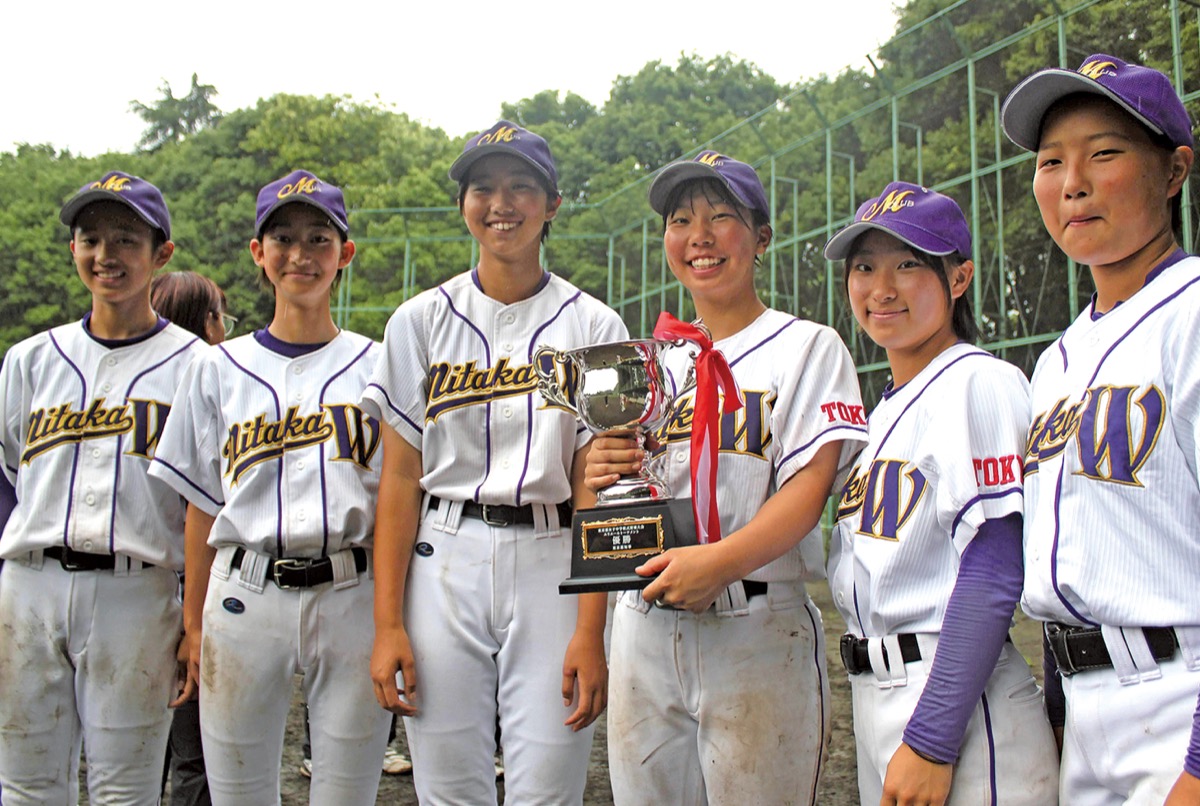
(149, 270, 231, 806)
(149, 170, 391, 805)
(1001, 54, 1200, 804)
(363, 120, 627, 804)
(824, 182, 1059, 805)
(0, 171, 203, 804)
(584, 152, 868, 805)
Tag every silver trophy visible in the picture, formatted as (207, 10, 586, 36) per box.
(534, 338, 698, 593)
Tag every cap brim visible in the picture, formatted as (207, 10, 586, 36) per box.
(823, 221, 959, 261)
(256, 196, 348, 238)
(647, 163, 729, 216)
(59, 190, 160, 233)
(447, 146, 557, 192)
(1001, 69, 1165, 151)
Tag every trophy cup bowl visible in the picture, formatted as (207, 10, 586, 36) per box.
(534, 339, 697, 593)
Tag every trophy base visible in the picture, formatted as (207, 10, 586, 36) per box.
(559, 497, 697, 594)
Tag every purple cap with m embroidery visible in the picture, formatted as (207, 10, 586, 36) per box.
(1001, 53, 1195, 151)
(823, 182, 971, 260)
(60, 171, 172, 240)
(449, 120, 559, 194)
(255, 170, 349, 239)
(648, 151, 770, 221)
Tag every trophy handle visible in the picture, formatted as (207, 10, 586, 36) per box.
(532, 346, 578, 414)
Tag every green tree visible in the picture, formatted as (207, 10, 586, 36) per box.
(130, 73, 221, 151)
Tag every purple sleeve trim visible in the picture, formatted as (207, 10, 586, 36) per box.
(150, 457, 223, 508)
(1042, 630, 1065, 728)
(778, 424, 867, 468)
(903, 513, 1023, 764)
(1186, 691, 1200, 778)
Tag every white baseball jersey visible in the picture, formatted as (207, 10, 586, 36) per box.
(149, 330, 382, 557)
(830, 342, 1030, 636)
(0, 318, 203, 568)
(361, 269, 628, 504)
(1023, 254, 1200, 628)
(650, 307, 867, 583)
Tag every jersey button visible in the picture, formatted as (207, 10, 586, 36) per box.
(293, 366, 303, 375)
(83, 540, 94, 551)
(85, 494, 96, 505)
(298, 510, 307, 521)
(101, 383, 112, 393)
(503, 407, 513, 418)
(106, 357, 117, 367)
(675, 453, 687, 463)
(297, 460, 306, 469)
(502, 343, 514, 353)
(92, 448, 101, 458)
(503, 314, 515, 325)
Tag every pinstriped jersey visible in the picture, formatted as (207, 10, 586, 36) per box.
(149, 330, 382, 558)
(651, 308, 867, 583)
(1023, 253, 1200, 628)
(362, 270, 627, 507)
(829, 342, 1029, 636)
(0, 319, 204, 568)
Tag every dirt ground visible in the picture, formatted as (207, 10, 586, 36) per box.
(84, 583, 1043, 804)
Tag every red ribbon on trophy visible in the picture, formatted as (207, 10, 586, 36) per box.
(652, 312, 743, 543)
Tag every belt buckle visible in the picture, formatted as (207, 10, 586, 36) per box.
(58, 549, 89, 572)
(272, 558, 310, 590)
(839, 634, 860, 674)
(1045, 623, 1079, 677)
(479, 505, 511, 527)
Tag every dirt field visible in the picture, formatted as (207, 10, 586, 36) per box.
(85, 583, 1043, 804)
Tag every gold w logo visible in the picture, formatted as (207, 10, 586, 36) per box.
(1078, 60, 1116, 80)
(863, 190, 915, 221)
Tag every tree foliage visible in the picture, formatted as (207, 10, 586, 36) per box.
(130, 73, 222, 151)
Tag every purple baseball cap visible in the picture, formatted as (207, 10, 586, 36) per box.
(647, 151, 770, 220)
(1002, 53, 1194, 151)
(448, 121, 558, 194)
(59, 171, 172, 240)
(255, 170, 349, 239)
(823, 182, 971, 260)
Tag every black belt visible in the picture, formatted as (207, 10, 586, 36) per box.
(840, 633, 922, 675)
(1045, 622, 1178, 677)
(44, 546, 117, 572)
(741, 579, 768, 599)
(428, 496, 573, 528)
(231, 547, 367, 590)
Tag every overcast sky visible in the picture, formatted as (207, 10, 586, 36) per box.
(5, 0, 900, 157)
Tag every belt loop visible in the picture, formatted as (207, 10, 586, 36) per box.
(211, 546, 237, 582)
(715, 581, 749, 617)
(1101, 624, 1162, 684)
(330, 549, 360, 590)
(532, 503, 553, 538)
(22, 549, 46, 570)
(235, 549, 269, 594)
(1176, 627, 1200, 672)
(868, 635, 908, 688)
(431, 496, 463, 535)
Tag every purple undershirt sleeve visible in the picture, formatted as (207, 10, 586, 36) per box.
(0, 473, 14, 533)
(902, 513, 1024, 764)
(1042, 630, 1065, 728)
(1186, 690, 1200, 779)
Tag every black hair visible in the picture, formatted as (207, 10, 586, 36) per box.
(69, 215, 169, 251)
(842, 233, 978, 343)
(658, 178, 773, 265)
(456, 163, 560, 244)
